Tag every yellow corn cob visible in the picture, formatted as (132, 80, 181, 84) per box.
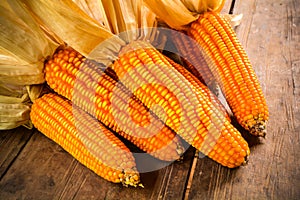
(112, 41, 249, 168)
(44, 47, 184, 161)
(30, 93, 140, 187)
(164, 56, 231, 122)
(188, 11, 269, 136)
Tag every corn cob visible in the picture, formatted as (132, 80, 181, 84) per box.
(30, 93, 141, 187)
(171, 31, 217, 92)
(44, 47, 184, 161)
(112, 41, 249, 168)
(188, 11, 269, 136)
(164, 56, 231, 122)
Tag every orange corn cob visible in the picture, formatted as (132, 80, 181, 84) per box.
(44, 47, 184, 161)
(112, 41, 249, 168)
(188, 11, 269, 136)
(171, 30, 217, 92)
(30, 93, 141, 187)
(164, 56, 231, 122)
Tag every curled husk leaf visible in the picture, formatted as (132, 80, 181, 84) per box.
(143, 0, 226, 30)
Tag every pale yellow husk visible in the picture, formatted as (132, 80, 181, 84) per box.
(88, 0, 167, 63)
(0, 1, 60, 129)
(19, 0, 122, 57)
(73, 0, 163, 44)
(19, 0, 166, 66)
(72, 0, 111, 31)
(0, 2, 55, 85)
(18, 0, 125, 66)
(0, 83, 46, 129)
(143, 0, 226, 30)
(71, 0, 167, 61)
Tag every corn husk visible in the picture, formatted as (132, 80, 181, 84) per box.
(0, 2, 55, 85)
(72, 0, 111, 31)
(143, 0, 225, 30)
(73, 0, 163, 44)
(80, 0, 167, 62)
(0, 1, 60, 129)
(18, 0, 123, 58)
(0, 83, 47, 129)
(20, 0, 166, 66)
(17, 0, 125, 67)
(72, 0, 167, 51)
(101, 0, 142, 41)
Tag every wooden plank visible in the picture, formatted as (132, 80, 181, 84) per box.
(0, 131, 79, 199)
(233, 0, 300, 197)
(187, 0, 300, 199)
(0, 126, 33, 178)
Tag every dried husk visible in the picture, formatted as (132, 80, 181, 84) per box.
(0, 83, 46, 129)
(100, 0, 166, 45)
(0, 99, 32, 130)
(0, 2, 55, 85)
(72, 0, 111, 31)
(80, 0, 167, 62)
(0, 1, 59, 129)
(18, 0, 123, 58)
(143, 0, 225, 30)
(72, 0, 167, 52)
(20, 0, 166, 66)
(101, 0, 141, 41)
(17, 0, 125, 67)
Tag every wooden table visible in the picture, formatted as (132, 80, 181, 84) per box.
(0, 0, 299, 199)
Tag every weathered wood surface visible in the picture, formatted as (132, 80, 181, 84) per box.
(187, 0, 300, 199)
(0, 127, 33, 179)
(0, 0, 299, 199)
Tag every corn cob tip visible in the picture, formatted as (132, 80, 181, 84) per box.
(176, 143, 185, 156)
(120, 170, 141, 187)
(242, 155, 249, 166)
(249, 121, 267, 137)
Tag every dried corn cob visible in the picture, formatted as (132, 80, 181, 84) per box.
(112, 41, 249, 168)
(164, 56, 230, 122)
(30, 93, 141, 187)
(171, 31, 217, 92)
(44, 47, 184, 161)
(188, 11, 269, 136)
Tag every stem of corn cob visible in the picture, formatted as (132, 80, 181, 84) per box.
(188, 11, 269, 137)
(44, 47, 185, 162)
(30, 93, 141, 187)
(111, 40, 249, 168)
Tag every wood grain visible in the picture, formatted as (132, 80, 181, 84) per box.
(0, 127, 33, 179)
(187, 0, 300, 199)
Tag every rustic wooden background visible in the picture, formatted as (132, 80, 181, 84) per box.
(0, 0, 299, 199)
